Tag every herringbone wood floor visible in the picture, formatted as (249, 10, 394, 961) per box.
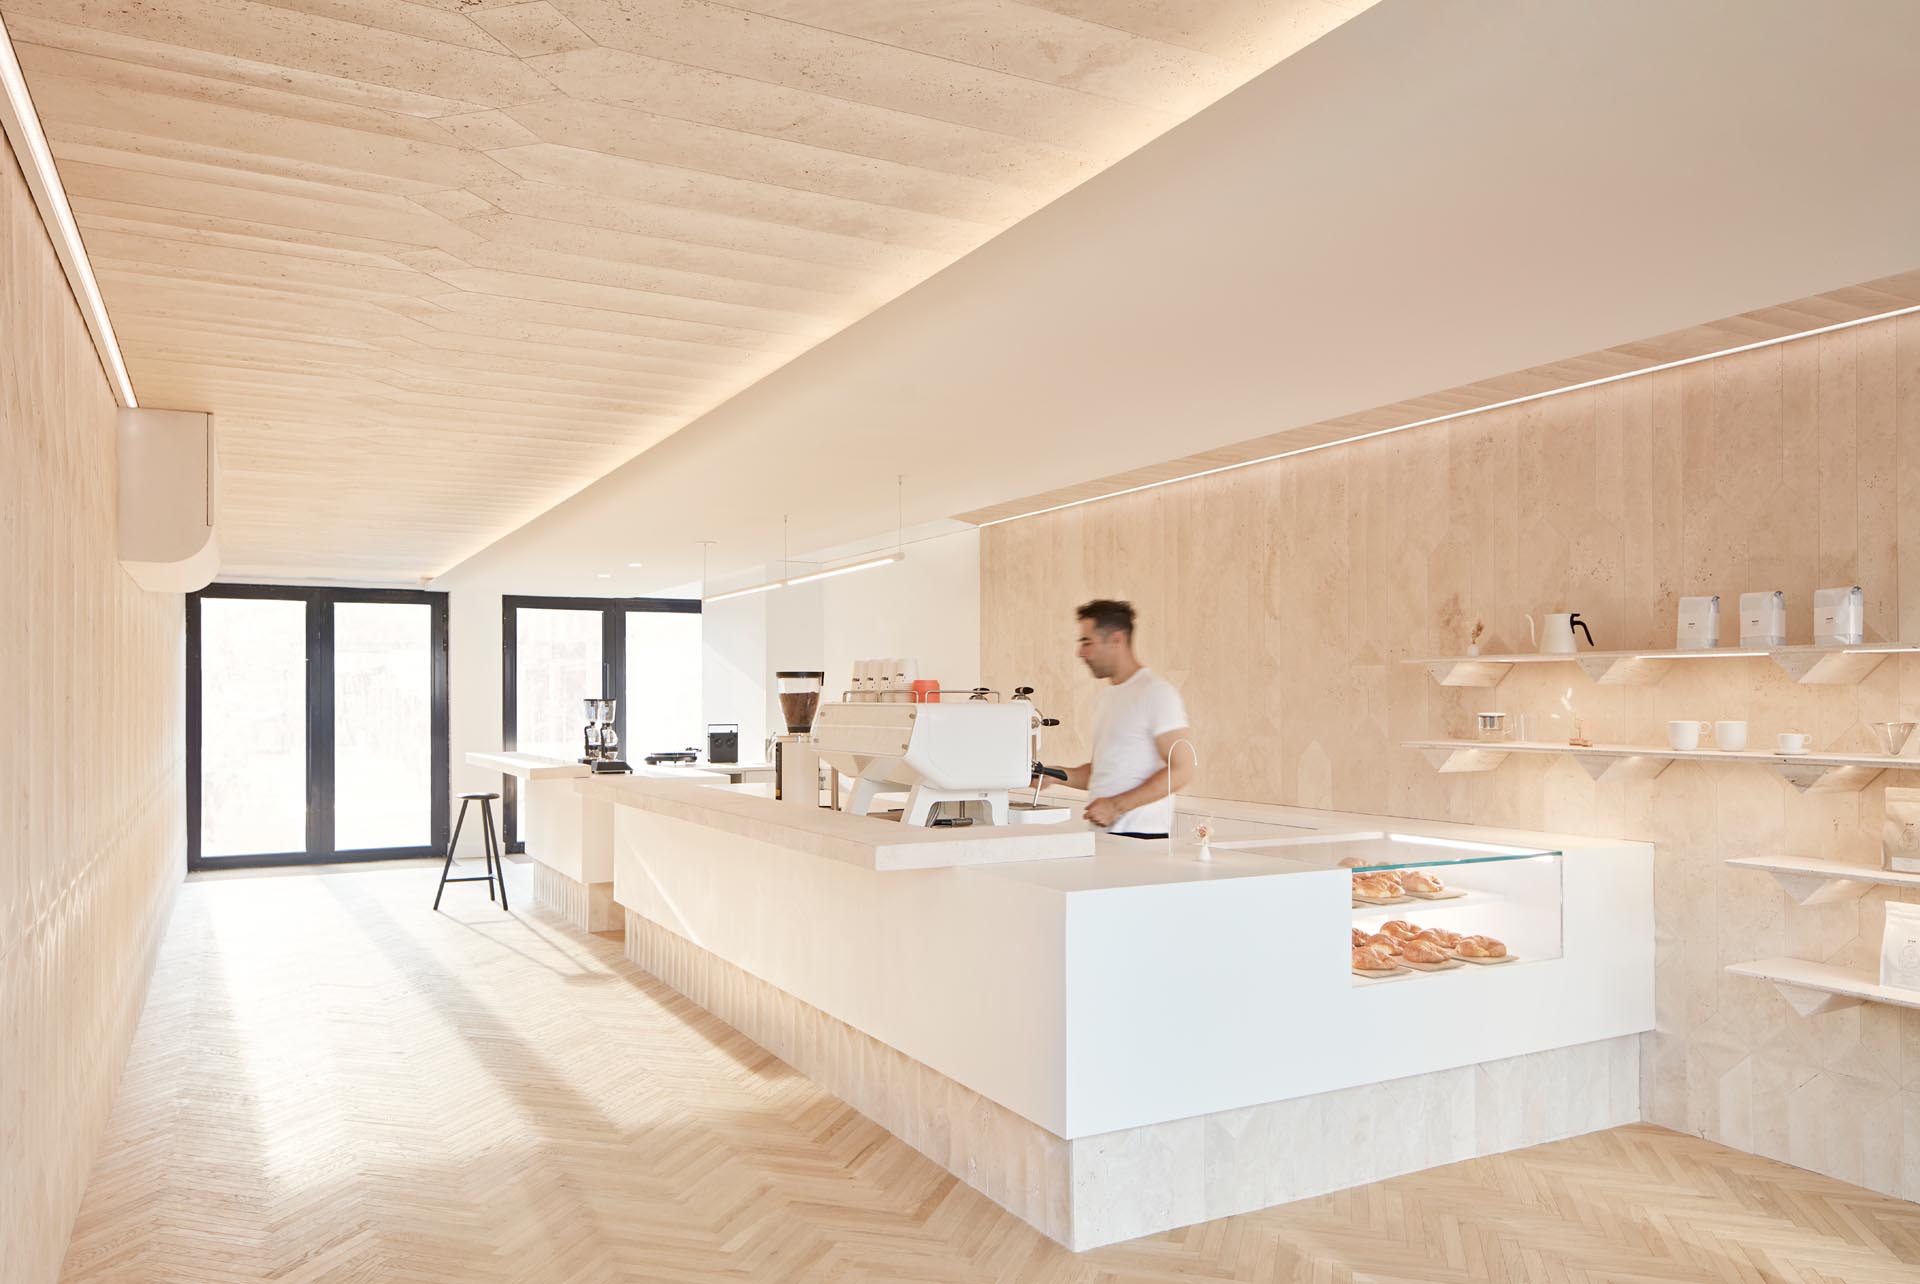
(56, 863, 1920, 1283)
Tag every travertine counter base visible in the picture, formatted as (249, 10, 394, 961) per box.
(534, 864, 622, 934)
(624, 911, 1641, 1249)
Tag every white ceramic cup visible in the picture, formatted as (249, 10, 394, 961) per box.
(1714, 720, 1749, 751)
(1776, 732, 1812, 755)
(1668, 720, 1707, 751)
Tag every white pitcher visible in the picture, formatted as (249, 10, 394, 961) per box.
(1526, 612, 1594, 654)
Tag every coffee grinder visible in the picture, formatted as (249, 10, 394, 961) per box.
(579, 698, 630, 773)
(772, 670, 823, 802)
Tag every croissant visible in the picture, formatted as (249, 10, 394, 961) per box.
(1352, 947, 1395, 971)
(1374, 871, 1406, 893)
(1401, 869, 1445, 893)
(1457, 936, 1508, 958)
(1412, 927, 1460, 948)
(1380, 919, 1421, 939)
(1359, 932, 1402, 954)
(1400, 940, 1451, 964)
(1352, 927, 1370, 948)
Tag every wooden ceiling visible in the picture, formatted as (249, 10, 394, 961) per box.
(0, 0, 1375, 581)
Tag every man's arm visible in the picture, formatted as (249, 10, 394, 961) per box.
(1034, 762, 1093, 791)
(1084, 728, 1194, 826)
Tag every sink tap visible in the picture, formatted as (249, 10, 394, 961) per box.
(1164, 737, 1199, 859)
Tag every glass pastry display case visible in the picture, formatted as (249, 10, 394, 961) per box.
(1197, 829, 1564, 983)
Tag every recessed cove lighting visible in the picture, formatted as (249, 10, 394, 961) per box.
(0, 16, 137, 408)
(596, 573, 610, 579)
(627, 562, 644, 568)
(976, 302, 1920, 530)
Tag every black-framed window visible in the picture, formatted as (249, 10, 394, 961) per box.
(187, 584, 449, 870)
(500, 594, 701, 850)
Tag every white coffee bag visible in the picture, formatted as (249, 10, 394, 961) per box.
(1881, 901, 1920, 991)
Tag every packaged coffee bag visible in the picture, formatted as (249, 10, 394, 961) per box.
(1882, 902, 1920, 992)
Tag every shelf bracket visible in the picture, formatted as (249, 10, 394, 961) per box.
(1420, 747, 1508, 774)
(1578, 655, 1674, 686)
(1770, 650, 1893, 685)
(1768, 980, 1867, 1017)
(1769, 763, 1884, 794)
(1764, 870, 1872, 907)
(1569, 752, 1671, 784)
(1423, 660, 1511, 688)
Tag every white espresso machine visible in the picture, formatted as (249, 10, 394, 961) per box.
(813, 699, 1061, 826)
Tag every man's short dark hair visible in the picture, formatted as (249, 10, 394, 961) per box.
(1076, 599, 1135, 639)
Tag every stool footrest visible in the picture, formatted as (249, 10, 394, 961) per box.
(442, 875, 495, 882)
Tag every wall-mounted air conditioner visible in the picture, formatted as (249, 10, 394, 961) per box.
(118, 408, 219, 593)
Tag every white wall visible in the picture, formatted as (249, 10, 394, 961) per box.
(702, 591, 773, 757)
(821, 529, 982, 698)
(438, 530, 981, 852)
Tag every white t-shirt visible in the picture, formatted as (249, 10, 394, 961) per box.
(1087, 668, 1190, 835)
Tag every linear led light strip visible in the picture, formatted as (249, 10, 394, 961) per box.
(977, 301, 1920, 529)
(1632, 646, 1918, 660)
(0, 14, 136, 407)
(703, 551, 904, 603)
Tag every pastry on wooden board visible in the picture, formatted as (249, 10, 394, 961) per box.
(1352, 946, 1398, 972)
(1456, 935, 1508, 959)
(1358, 932, 1401, 954)
(1401, 869, 1445, 894)
(1379, 919, 1421, 940)
(1399, 939, 1452, 965)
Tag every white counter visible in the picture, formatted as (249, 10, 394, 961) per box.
(465, 750, 590, 781)
(594, 773, 1653, 1247)
(581, 773, 1094, 871)
(464, 751, 730, 930)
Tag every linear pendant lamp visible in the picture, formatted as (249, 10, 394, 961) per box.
(703, 551, 904, 604)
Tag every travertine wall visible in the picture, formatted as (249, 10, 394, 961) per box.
(983, 313, 1920, 1201)
(0, 133, 184, 1280)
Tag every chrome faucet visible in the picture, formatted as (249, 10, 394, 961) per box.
(1165, 737, 1199, 859)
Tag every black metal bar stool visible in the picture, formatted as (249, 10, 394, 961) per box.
(433, 791, 509, 911)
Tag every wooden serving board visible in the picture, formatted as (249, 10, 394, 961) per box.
(1352, 965, 1406, 979)
(1353, 893, 1413, 905)
(1404, 888, 1464, 900)
(1455, 952, 1518, 966)
(1399, 957, 1463, 972)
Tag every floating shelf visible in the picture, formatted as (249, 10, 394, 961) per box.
(1406, 739, 1920, 793)
(1408, 643, 1920, 688)
(1726, 854, 1920, 905)
(1726, 957, 1920, 1016)
(1351, 889, 1505, 918)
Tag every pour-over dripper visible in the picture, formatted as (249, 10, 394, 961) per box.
(1870, 721, 1917, 755)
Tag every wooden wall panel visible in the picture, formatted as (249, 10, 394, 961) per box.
(982, 312, 1920, 1203)
(0, 128, 184, 1284)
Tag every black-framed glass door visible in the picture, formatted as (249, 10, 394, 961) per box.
(187, 584, 449, 870)
(501, 594, 701, 850)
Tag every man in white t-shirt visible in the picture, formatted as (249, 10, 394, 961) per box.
(1033, 600, 1194, 838)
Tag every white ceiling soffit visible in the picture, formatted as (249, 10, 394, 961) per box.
(440, 0, 1920, 600)
(0, 0, 1378, 583)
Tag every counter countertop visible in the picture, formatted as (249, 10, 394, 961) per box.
(997, 791, 1635, 893)
(580, 773, 1095, 871)
(465, 751, 590, 780)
